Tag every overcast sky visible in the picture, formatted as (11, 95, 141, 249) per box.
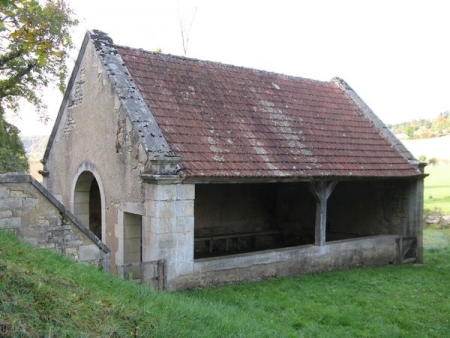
(8, 0, 450, 136)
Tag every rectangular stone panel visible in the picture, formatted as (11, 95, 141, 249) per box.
(147, 200, 176, 218)
(146, 184, 177, 201)
(177, 184, 195, 200)
(175, 200, 194, 217)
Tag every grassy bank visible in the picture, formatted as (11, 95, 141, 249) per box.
(1, 228, 450, 337)
(424, 165, 450, 213)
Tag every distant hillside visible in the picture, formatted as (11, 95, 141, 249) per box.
(20, 135, 49, 162)
(389, 112, 450, 139)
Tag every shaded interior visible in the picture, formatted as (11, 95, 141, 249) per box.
(194, 180, 408, 259)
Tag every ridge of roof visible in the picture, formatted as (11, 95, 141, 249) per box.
(115, 43, 332, 87)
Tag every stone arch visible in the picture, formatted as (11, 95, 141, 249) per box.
(71, 162, 106, 241)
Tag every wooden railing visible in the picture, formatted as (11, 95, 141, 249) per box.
(396, 237, 417, 264)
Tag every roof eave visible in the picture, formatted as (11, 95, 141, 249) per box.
(182, 173, 425, 185)
(332, 77, 420, 169)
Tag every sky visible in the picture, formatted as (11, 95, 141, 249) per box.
(7, 0, 450, 136)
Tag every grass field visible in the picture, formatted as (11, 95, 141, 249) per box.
(424, 165, 450, 213)
(1, 228, 450, 337)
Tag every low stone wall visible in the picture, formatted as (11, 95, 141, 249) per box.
(175, 235, 398, 289)
(0, 173, 110, 270)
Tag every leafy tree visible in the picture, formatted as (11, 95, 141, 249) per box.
(429, 157, 438, 166)
(418, 155, 427, 163)
(390, 112, 450, 140)
(0, 0, 78, 112)
(0, 106, 28, 172)
(0, 0, 77, 172)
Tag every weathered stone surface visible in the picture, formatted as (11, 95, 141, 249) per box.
(79, 245, 100, 261)
(147, 200, 175, 218)
(147, 184, 177, 201)
(177, 184, 195, 200)
(175, 200, 194, 217)
(180, 235, 398, 291)
(0, 198, 22, 210)
(0, 210, 12, 218)
(65, 247, 79, 259)
(177, 216, 194, 232)
(0, 217, 20, 228)
(147, 216, 177, 234)
(0, 187, 9, 198)
(23, 198, 39, 208)
(10, 190, 28, 198)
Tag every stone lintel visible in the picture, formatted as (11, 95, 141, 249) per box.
(141, 174, 183, 185)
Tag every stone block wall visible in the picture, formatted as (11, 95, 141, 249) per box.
(0, 174, 110, 270)
(143, 180, 195, 290)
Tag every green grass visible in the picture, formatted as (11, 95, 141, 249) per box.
(424, 165, 450, 213)
(2, 229, 450, 337)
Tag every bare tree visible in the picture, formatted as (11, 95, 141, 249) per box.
(177, 2, 198, 56)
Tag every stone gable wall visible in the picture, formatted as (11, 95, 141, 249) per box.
(42, 38, 148, 271)
(0, 174, 110, 270)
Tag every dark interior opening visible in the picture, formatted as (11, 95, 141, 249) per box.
(194, 183, 316, 258)
(327, 180, 407, 241)
(194, 180, 408, 259)
(89, 179, 102, 240)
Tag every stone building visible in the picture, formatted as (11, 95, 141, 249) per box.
(41, 30, 425, 290)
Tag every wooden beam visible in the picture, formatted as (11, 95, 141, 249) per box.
(308, 181, 338, 246)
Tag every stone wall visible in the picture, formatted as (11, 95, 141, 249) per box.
(180, 235, 399, 289)
(0, 173, 110, 270)
(43, 37, 149, 271)
(143, 179, 195, 290)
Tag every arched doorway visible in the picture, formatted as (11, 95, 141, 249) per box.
(74, 171, 103, 241)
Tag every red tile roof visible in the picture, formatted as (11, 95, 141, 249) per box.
(117, 46, 421, 179)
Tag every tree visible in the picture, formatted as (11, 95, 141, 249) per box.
(0, 106, 28, 172)
(0, 0, 77, 172)
(177, 2, 197, 56)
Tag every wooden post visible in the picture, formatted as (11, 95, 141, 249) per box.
(308, 181, 338, 246)
(157, 259, 165, 290)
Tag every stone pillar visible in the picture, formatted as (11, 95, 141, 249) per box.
(405, 176, 424, 263)
(142, 176, 195, 289)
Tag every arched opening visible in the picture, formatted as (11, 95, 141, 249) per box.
(74, 171, 103, 241)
